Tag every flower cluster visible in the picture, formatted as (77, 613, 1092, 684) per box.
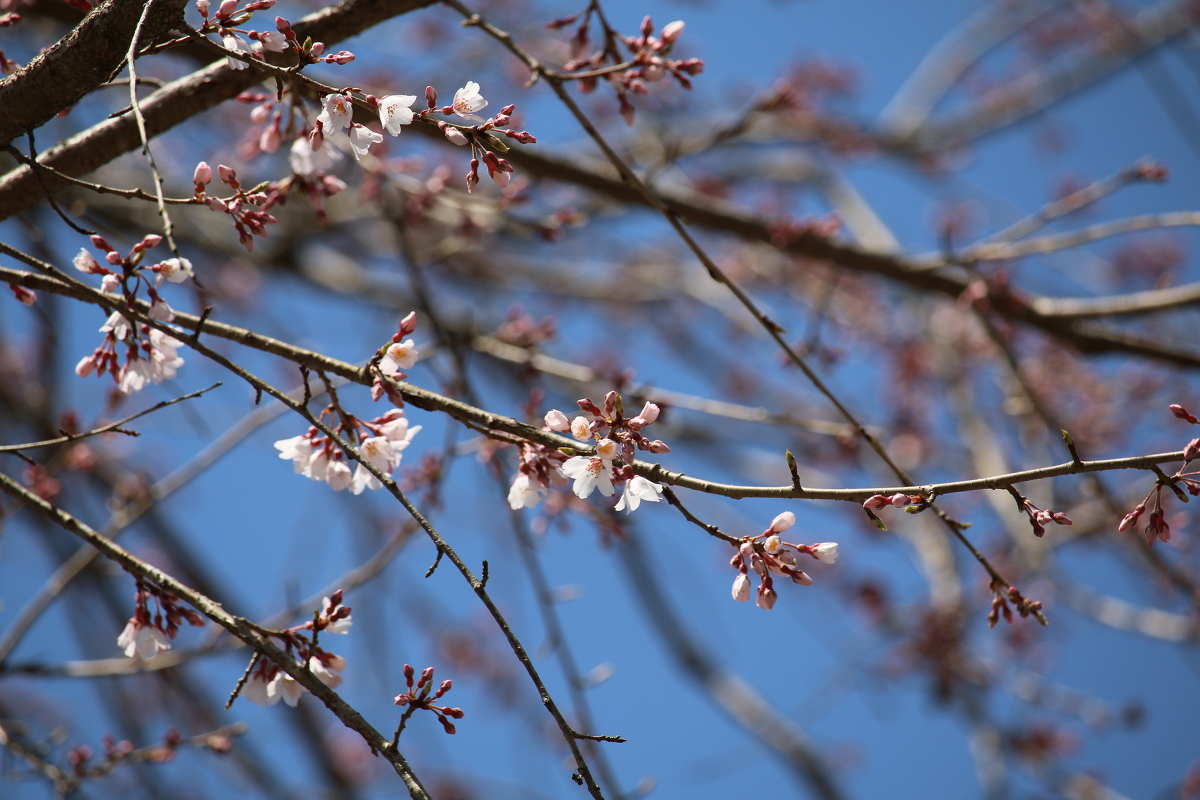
(193, 162, 279, 251)
(1117, 403, 1200, 546)
(1005, 487, 1073, 538)
(200, 0, 354, 72)
(518, 391, 670, 514)
(72, 234, 192, 394)
(275, 407, 421, 494)
(507, 440, 569, 510)
(860, 491, 929, 529)
(393, 664, 464, 735)
(729, 512, 839, 610)
(369, 311, 420, 405)
(116, 583, 206, 660)
(551, 13, 704, 124)
(987, 581, 1043, 628)
(243, 592, 353, 707)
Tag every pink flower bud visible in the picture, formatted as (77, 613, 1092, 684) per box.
(889, 493, 909, 508)
(325, 50, 354, 64)
(545, 409, 570, 431)
(308, 123, 324, 151)
(105, 251, 122, 265)
(792, 570, 813, 586)
(73, 249, 101, 273)
(309, 41, 324, 56)
(1186, 438, 1200, 461)
(769, 511, 795, 533)
(755, 584, 777, 610)
(738, 541, 755, 560)
(275, 15, 291, 32)
(193, 161, 211, 186)
(90, 234, 113, 252)
(1169, 404, 1198, 424)
(500, 103, 515, 115)
(440, 123, 468, 146)
(425, 86, 437, 107)
(660, 20, 685, 44)
(216, 0, 236, 17)
(862, 495, 888, 510)
(648, 440, 670, 453)
(217, 164, 237, 185)
(636, 401, 660, 425)
(1051, 512, 1072, 525)
(195, 0, 209, 15)
(205, 196, 224, 211)
(731, 574, 750, 602)
(398, 310, 418, 337)
(639, 15, 653, 38)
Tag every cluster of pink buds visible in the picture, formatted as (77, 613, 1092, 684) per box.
(197, 0, 328, 73)
(553, 13, 703, 124)
(370, 311, 419, 404)
(72, 234, 192, 393)
(861, 491, 928, 529)
(274, 407, 421, 495)
(1117, 403, 1200, 547)
(116, 582, 205, 661)
(988, 581, 1043, 628)
(1006, 487, 1072, 538)
(729, 512, 839, 609)
(394, 664, 464, 735)
(423, 84, 534, 192)
(193, 162, 279, 251)
(532, 392, 670, 513)
(242, 591, 352, 707)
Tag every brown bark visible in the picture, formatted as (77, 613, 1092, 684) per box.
(0, 0, 189, 147)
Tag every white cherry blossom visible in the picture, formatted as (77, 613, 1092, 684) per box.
(380, 339, 418, 374)
(118, 619, 171, 660)
(812, 542, 839, 564)
(289, 136, 342, 176)
(317, 93, 353, 136)
(508, 473, 543, 509)
(156, 257, 194, 285)
(379, 94, 417, 135)
(451, 80, 487, 122)
(614, 475, 663, 513)
(275, 434, 314, 473)
(347, 124, 383, 160)
(267, 671, 304, 707)
(223, 34, 251, 69)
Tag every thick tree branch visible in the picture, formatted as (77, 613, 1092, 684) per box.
(0, 0, 188, 147)
(0, 0, 438, 217)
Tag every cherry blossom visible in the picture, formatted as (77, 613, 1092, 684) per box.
(561, 438, 618, 498)
(267, 671, 304, 707)
(379, 94, 417, 135)
(451, 81, 487, 122)
(351, 436, 399, 494)
(222, 34, 251, 69)
(347, 123, 383, 160)
(117, 618, 171, 660)
(614, 475, 663, 513)
(380, 339, 419, 375)
(317, 93, 353, 136)
(275, 433, 315, 472)
(545, 409, 570, 431)
(155, 257, 194, 285)
(289, 136, 342, 176)
(507, 473, 543, 510)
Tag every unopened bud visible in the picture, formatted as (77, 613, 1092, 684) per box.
(193, 161, 211, 186)
(216, 0, 236, 17)
(660, 20, 685, 44)
(769, 511, 795, 533)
